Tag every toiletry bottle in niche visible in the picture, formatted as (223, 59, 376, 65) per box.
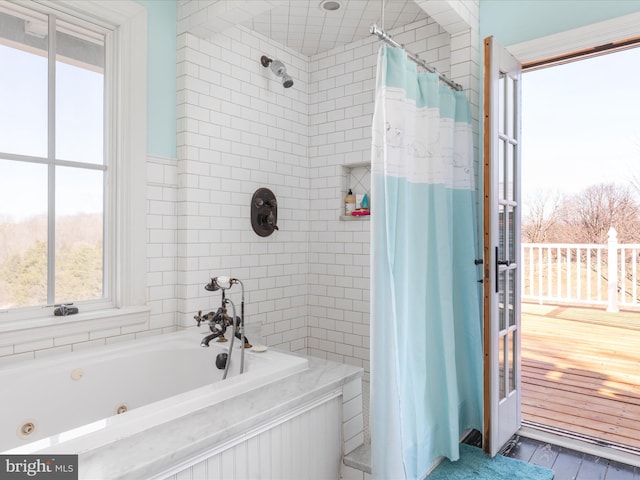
(361, 193, 369, 210)
(345, 189, 356, 216)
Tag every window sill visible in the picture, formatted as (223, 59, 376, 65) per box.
(0, 306, 151, 348)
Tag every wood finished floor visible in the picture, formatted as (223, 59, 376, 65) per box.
(505, 436, 640, 480)
(521, 303, 640, 450)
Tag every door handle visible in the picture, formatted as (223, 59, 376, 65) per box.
(494, 246, 512, 292)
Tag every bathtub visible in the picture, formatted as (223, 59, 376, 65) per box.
(1, 329, 308, 454)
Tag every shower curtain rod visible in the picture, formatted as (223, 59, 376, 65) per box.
(369, 24, 463, 91)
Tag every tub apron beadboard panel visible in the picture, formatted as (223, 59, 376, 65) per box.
(157, 392, 342, 480)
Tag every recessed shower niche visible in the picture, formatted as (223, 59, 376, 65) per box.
(341, 162, 371, 221)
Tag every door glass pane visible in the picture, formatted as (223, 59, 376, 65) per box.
(506, 75, 514, 138)
(507, 142, 515, 201)
(498, 72, 505, 135)
(499, 333, 506, 400)
(508, 269, 516, 327)
(498, 139, 506, 200)
(56, 18, 105, 165)
(507, 206, 515, 261)
(0, 8, 48, 158)
(498, 203, 505, 261)
(0, 160, 48, 308)
(511, 78, 519, 140)
(498, 269, 506, 331)
(509, 330, 516, 393)
(55, 166, 104, 303)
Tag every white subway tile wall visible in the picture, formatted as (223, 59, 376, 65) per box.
(147, 155, 180, 334)
(176, 26, 310, 353)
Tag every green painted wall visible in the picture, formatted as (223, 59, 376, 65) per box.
(480, 0, 640, 46)
(137, 0, 177, 159)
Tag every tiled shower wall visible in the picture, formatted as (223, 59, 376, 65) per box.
(147, 154, 180, 333)
(176, 26, 310, 352)
(175, 14, 456, 367)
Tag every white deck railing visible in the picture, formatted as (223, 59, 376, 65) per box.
(522, 228, 640, 311)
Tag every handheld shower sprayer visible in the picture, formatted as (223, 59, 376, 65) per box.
(261, 55, 294, 88)
(205, 276, 233, 291)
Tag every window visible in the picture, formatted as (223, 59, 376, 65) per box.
(0, 0, 146, 321)
(0, 2, 107, 312)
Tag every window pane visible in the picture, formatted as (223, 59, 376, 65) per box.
(498, 139, 505, 199)
(55, 166, 104, 304)
(499, 333, 506, 400)
(506, 74, 514, 138)
(56, 19, 104, 165)
(0, 160, 48, 308)
(509, 330, 516, 393)
(506, 142, 515, 201)
(0, 8, 48, 158)
(498, 72, 505, 136)
(498, 269, 506, 331)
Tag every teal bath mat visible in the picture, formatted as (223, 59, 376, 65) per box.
(428, 444, 554, 480)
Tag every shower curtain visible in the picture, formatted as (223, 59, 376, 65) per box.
(370, 46, 483, 479)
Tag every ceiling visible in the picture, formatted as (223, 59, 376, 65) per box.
(179, 1, 429, 57)
(243, 0, 427, 56)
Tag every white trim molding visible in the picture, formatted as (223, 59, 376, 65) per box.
(33, 0, 145, 28)
(507, 12, 640, 64)
(416, 0, 479, 36)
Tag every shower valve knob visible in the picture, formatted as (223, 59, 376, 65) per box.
(266, 212, 278, 230)
(251, 188, 278, 237)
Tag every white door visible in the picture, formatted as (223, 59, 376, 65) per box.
(483, 36, 523, 457)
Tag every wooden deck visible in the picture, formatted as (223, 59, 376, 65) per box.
(521, 302, 640, 450)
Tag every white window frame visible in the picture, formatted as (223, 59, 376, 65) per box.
(0, 0, 147, 334)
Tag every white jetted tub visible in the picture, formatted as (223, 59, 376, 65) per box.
(1, 329, 308, 454)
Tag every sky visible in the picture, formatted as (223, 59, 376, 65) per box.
(0, 43, 104, 221)
(521, 45, 640, 202)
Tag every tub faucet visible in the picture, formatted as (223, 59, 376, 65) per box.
(199, 277, 251, 379)
(194, 308, 229, 347)
(201, 329, 224, 347)
(194, 308, 250, 348)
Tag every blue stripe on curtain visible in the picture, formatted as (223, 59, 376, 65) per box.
(370, 45, 483, 479)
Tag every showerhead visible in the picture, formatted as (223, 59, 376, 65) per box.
(282, 74, 294, 88)
(269, 59, 287, 77)
(261, 55, 294, 89)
